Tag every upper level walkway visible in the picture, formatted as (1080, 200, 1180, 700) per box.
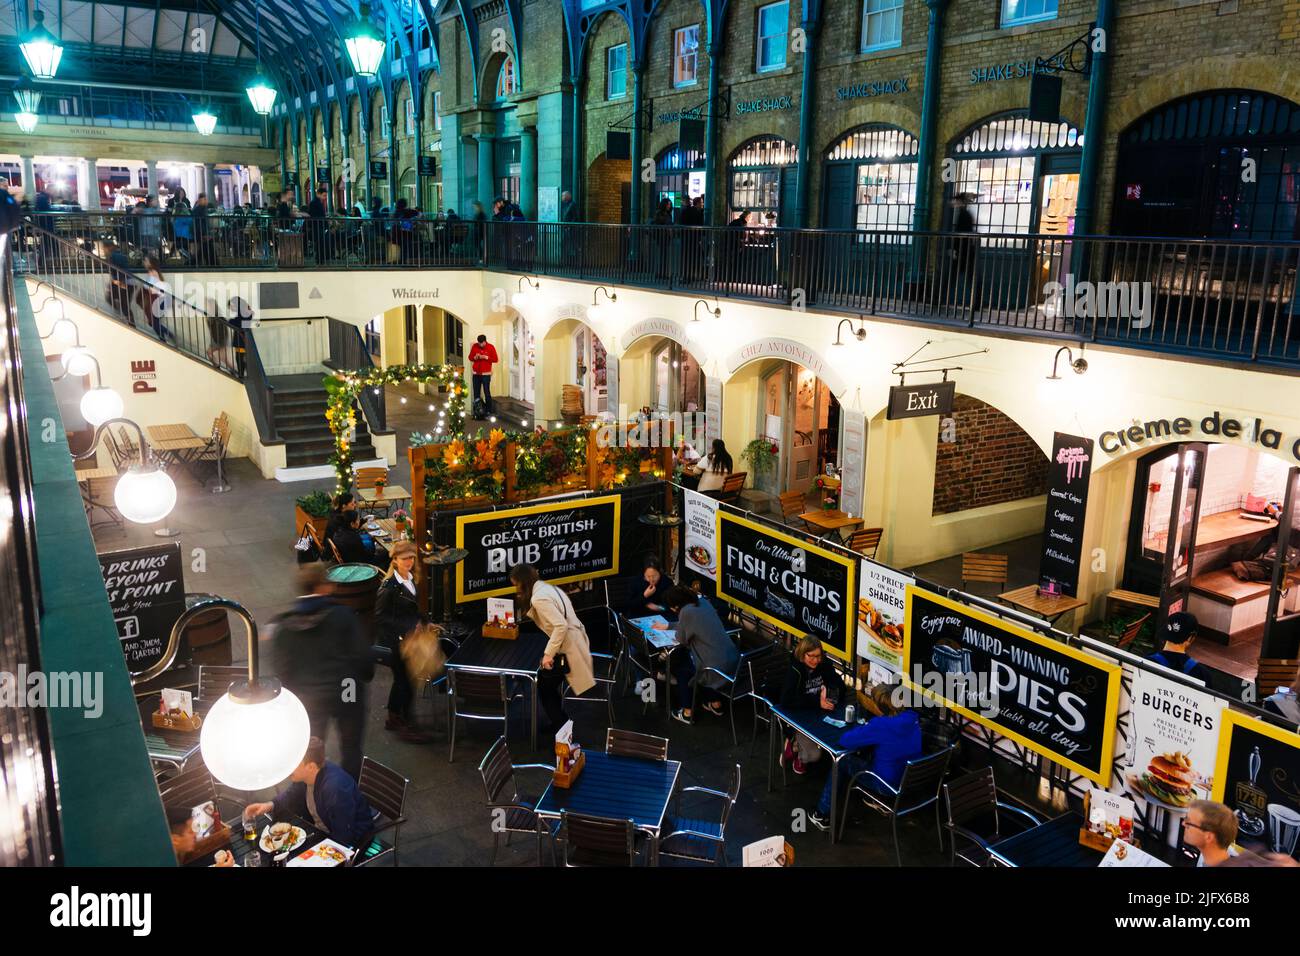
(15, 211, 1300, 372)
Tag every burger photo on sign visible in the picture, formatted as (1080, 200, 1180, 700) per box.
(1129, 751, 1196, 809)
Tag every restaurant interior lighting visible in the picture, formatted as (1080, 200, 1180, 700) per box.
(832, 317, 868, 346)
(344, 4, 387, 79)
(693, 298, 721, 322)
(588, 286, 618, 323)
(19, 9, 64, 81)
(512, 275, 540, 310)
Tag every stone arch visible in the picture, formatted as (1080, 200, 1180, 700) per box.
(480, 47, 519, 108)
(817, 103, 923, 159)
(723, 337, 849, 399)
(936, 85, 1087, 152)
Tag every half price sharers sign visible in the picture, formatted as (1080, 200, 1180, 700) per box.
(455, 495, 622, 600)
(716, 512, 856, 662)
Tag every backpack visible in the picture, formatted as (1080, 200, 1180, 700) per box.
(1151, 652, 1199, 675)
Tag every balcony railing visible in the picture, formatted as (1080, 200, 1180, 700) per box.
(15, 212, 1300, 369)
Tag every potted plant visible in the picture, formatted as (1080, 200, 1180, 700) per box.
(392, 508, 410, 536)
(373, 474, 388, 495)
(740, 438, 779, 486)
(294, 490, 333, 541)
(815, 476, 840, 511)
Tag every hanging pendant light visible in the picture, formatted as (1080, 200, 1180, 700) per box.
(14, 85, 41, 132)
(20, 9, 64, 80)
(344, 4, 386, 79)
(245, 2, 278, 116)
(192, 106, 218, 136)
(15, 111, 39, 134)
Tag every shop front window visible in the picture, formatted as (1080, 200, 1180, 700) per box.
(655, 143, 707, 210)
(756, 2, 788, 72)
(861, 0, 903, 52)
(728, 135, 798, 224)
(496, 56, 518, 101)
(826, 125, 918, 232)
(1001, 0, 1058, 27)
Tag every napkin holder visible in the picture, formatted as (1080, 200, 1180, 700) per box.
(553, 744, 585, 789)
(152, 709, 202, 732)
(482, 622, 518, 640)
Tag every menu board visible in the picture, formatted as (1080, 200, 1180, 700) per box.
(1211, 711, 1300, 860)
(1038, 432, 1093, 596)
(97, 543, 187, 675)
(904, 585, 1121, 785)
(857, 558, 912, 672)
(682, 490, 718, 581)
(716, 512, 856, 662)
(455, 495, 621, 600)
(1118, 667, 1226, 810)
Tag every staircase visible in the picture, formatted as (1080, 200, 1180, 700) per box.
(269, 375, 376, 468)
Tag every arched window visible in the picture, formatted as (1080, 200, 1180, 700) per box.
(823, 125, 918, 231)
(948, 112, 1082, 234)
(1114, 90, 1300, 239)
(495, 56, 518, 101)
(728, 135, 798, 224)
(655, 143, 706, 209)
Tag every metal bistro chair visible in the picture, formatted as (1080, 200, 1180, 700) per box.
(1256, 658, 1300, 699)
(659, 763, 741, 867)
(713, 472, 747, 505)
(355, 756, 410, 867)
(618, 615, 664, 711)
(478, 736, 559, 866)
(837, 746, 956, 864)
(746, 643, 793, 757)
(196, 664, 246, 705)
(193, 412, 231, 487)
(942, 767, 1043, 867)
(157, 761, 217, 817)
(605, 727, 669, 761)
(355, 466, 393, 517)
(779, 491, 813, 533)
(447, 670, 510, 763)
(564, 604, 623, 727)
(694, 640, 775, 746)
(558, 811, 640, 867)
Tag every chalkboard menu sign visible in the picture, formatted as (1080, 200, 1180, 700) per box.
(904, 585, 1121, 785)
(455, 495, 622, 600)
(1212, 710, 1300, 859)
(1039, 432, 1094, 596)
(97, 543, 187, 676)
(716, 513, 856, 662)
(368, 160, 388, 179)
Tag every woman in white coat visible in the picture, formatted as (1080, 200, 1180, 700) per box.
(509, 564, 595, 734)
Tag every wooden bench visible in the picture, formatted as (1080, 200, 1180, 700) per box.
(1189, 569, 1272, 643)
(1105, 589, 1159, 620)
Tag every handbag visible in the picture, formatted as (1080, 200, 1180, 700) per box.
(400, 622, 448, 685)
(294, 531, 319, 564)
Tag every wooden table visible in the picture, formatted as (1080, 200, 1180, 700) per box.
(357, 485, 411, 506)
(998, 585, 1088, 629)
(74, 465, 119, 482)
(146, 423, 209, 475)
(799, 509, 864, 538)
(534, 750, 682, 865)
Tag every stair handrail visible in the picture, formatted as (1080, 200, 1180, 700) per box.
(325, 316, 387, 434)
(241, 327, 280, 444)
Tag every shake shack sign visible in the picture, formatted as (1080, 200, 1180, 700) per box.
(904, 585, 1121, 785)
(887, 381, 955, 420)
(97, 543, 187, 675)
(455, 495, 622, 600)
(716, 512, 857, 662)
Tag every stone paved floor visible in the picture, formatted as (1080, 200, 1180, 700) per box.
(97, 383, 1054, 867)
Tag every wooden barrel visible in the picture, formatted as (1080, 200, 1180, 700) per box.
(183, 593, 233, 667)
(327, 563, 382, 641)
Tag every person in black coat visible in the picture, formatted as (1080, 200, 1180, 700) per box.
(374, 541, 431, 742)
(639, 556, 674, 615)
(243, 737, 376, 849)
(270, 566, 375, 779)
(778, 636, 846, 775)
(330, 510, 388, 567)
(325, 492, 358, 543)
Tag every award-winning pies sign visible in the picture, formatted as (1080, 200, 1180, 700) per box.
(716, 512, 856, 663)
(455, 495, 621, 601)
(904, 585, 1121, 785)
(886, 381, 955, 420)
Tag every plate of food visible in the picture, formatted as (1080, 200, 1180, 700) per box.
(1126, 752, 1196, 811)
(856, 597, 904, 652)
(287, 838, 354, 868)
(260, 822, 307, 854)
(687, 544, 714, 570)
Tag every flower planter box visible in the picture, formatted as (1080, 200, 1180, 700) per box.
(295, 505, 330, 540)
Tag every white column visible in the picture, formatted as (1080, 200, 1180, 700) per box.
(77, 158, 95, 208)
(203, 163, 217, 203)
(20, 156, 35, 201)
(146, 159, 159, 196)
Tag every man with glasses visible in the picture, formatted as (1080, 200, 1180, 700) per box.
(1184, 800, 1240, 867)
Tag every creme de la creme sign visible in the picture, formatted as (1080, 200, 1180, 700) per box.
(1098, 411, 1300, 462)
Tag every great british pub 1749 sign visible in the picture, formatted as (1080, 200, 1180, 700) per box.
(904, 585, 1121, 785)
(1039, 432, 1094, 596)
(455, 495, 621, 601)
(97, 542, 187, 675)
(716, 512, 856, 663)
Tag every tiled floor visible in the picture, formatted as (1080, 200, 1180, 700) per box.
(96, 383, 1061, 867)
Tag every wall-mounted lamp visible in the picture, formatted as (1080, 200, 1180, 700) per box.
(137, 597, 310, 791)
(1046, 344, 1088, 380)
(588, 286, 618, 323)
(512, 275, 541, 310)
(832, 317, 867, 346)
(73, 418, 179, 531)
(693, 298, 721, 322)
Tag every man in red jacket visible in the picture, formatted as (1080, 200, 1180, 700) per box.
(469, 334, 499, 416)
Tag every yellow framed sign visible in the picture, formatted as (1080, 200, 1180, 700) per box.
(904, 585, 1122, 786)
(715, 511, 857, 663)
(1211, 708, 1300, 850)
(455, 494, 622, 601)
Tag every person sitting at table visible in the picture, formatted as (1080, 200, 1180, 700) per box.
(330, 510, 389, 568)
(1145, 612, 1214, 684)
(778, 636, 845, 775)
(692, 438, 733, 495)
(374, 540, 433, 743)
(243, 737, 376, 852)
(807, 683, 922, 832)
(640, 556, 674, 615)
(325, 491, 358, 541)
(1184, 799, 1241, 867)
(674, 438, 703, 490)
(509, 563, 596, 737)
(659, 586, 739, 724)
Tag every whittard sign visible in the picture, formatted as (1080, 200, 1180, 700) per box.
(904, 585, 1121, 785)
